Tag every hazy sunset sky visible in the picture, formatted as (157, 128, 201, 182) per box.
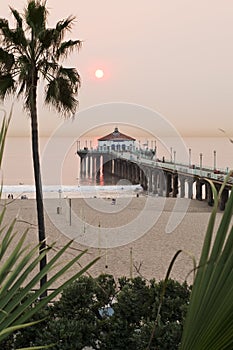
(1, 0, 233, 137)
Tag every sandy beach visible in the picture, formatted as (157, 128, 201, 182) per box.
(2, 195, 223, 287)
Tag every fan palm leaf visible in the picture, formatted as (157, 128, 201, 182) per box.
(180, 174, 233, 350)
(0, 224, 99, 343)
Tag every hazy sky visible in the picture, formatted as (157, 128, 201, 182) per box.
(1, 0, 233, 137)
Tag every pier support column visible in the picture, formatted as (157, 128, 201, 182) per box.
(196, 179, 203, 201)
(165, 172, 172, 197)
(114, 159, 118, 176)
(87, 154, 91, 177)
(220, 188, 229, 211)
(180, 176, 185, 198)
(172, 173, 178, 198)
(81, 156, 86, 177)
(79, 157, 83, 177)
(108, 158, 113, 174)
(139, 168, 143, 186)
(131, 164, 136, 184)
(118, 160, 122, 178)
(141, 168, 147, 190)
(127, 162, 131, 180)
(123, 161, 127, 178)
(92, 156, 96, 177)
(114, 159, 117, 175)
(136, 165, 140, 183)
(96, 155, 101, 175)
(148, 169, 153, 193)
(152, 171, 158, 195)
(188, 179, 193, 199)
(117, 159, 121, 176)
(206, 182, 214, 206)
(158, 171, 165, 196)
(102, 154, 108, 176)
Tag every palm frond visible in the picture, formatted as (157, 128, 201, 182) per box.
(9, 7, 23, 28)
(16, 56, 33, 101)
(0, 48, 15, 72)
(37, 28, 58, 51)
(0, 110, 10, 200)
(37, 60, 58, 82)
(0, 19, 13, 45)
(0, 219, 99, 341)
(41, 16, 76, 53)
(36, 16, 77, 60)
(45, 75, 79, 116)
(0, 17, 27, 49)
(17, 56, 32, 83)
(55, 39, 82, 59)
(56, 15, 76, 37)
(11, 27, 28, 49)
(0, 74, 16, 99)
(0, 18, 9, 31)
(58, 66, 81, 86)
(25, 0, 47, 35)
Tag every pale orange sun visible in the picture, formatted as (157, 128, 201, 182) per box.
(95, 69, 104, 79)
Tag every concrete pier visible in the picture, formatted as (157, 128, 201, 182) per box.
(77, 149, 232, 211)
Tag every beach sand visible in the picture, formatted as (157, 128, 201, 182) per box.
(1, 196, 223, 287)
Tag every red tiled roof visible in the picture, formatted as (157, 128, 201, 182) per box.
(98, 127, 135, 141)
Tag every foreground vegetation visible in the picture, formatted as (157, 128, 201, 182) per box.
(0, 110, 232, 348)
(1, 275, 191, 349)
(180, 175, 233, 350)
(0, 28, 232, 346)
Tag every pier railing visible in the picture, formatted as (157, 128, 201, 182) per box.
(78, 148, 233, 185)
(109, 150, 232, 184)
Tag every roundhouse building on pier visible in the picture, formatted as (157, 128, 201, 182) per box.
(98, 127, 136, 152)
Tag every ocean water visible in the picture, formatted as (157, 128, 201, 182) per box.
(2, 136, 232, 198)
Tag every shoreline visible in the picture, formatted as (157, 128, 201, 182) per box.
(2, 183, 144, 200)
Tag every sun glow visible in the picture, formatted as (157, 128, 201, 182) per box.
(95, 69, 104, 79)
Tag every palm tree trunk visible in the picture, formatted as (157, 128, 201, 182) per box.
(30, 71, 47, 298)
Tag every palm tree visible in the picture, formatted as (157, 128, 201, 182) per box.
(0, 1, 81, 293)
